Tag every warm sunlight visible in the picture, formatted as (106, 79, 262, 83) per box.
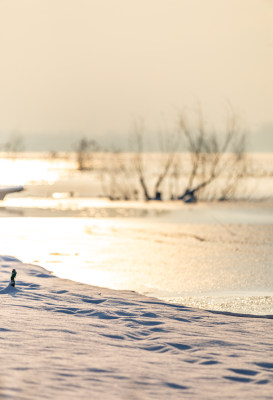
(0, 0, 272, 150)
(0, 156, 60, 186)
(0, 1, 272, 398)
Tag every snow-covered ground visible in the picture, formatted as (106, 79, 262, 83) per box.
(0, 255, 272, 400)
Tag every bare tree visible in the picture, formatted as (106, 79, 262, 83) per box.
(2, 134, 24, 158)
(132, 119, 180, 201)
(131, 120, 152, 201)
(99, 119, 180, 202)
(74, 137, 99, 171)
(99, 149, 139, 201)
(168, 154, 183, 200)
(177, 108, 247, 202)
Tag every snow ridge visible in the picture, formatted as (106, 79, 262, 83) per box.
(0, 256, 272, 399)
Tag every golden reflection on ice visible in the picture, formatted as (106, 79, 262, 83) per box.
(0, 218, 131, 291)
(0, 216, 272, 315)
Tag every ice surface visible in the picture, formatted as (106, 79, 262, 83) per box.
(0, 155, 272, 318)
(0, 212, 272, 315)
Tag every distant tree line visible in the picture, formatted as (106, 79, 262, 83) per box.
(0, 108, 248, 203)
(73, 108, 248, 202)
(0, 134, 24, 156)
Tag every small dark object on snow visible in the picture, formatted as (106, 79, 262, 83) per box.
(10, 269, 17, 287)
(154, 191, 162, 201)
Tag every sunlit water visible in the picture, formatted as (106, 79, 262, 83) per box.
(0, 153, 273, 316)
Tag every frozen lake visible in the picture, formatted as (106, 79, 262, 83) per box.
(0, 153, 272, 316)
(1, 201, 272, 316)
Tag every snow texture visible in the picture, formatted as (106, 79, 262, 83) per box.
(0, 256, 272, 399)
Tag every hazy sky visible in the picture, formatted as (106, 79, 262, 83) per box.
(0, 0, 272, 151)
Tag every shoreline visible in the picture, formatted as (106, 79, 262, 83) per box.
(1, 198, 273, 222)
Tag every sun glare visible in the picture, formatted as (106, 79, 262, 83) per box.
(0, 158, 59, 186)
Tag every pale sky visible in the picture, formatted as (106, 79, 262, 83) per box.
(0, 0, 272, 151)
